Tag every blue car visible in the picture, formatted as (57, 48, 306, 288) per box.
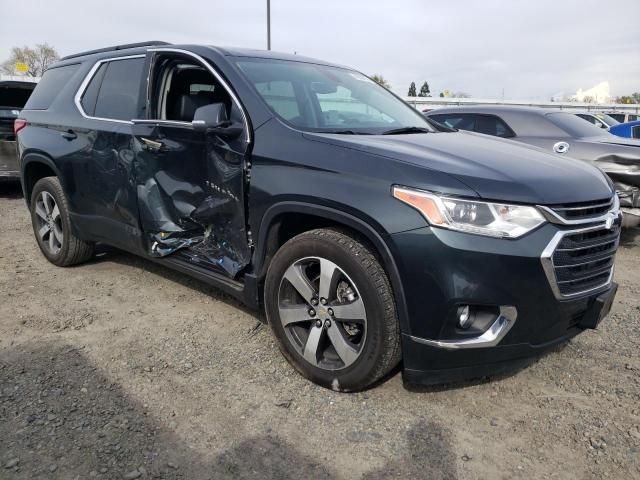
(609, 120, 640, 139)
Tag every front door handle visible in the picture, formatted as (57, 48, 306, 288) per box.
(61, 130, 77, 140)
(140, 137, 165, 152)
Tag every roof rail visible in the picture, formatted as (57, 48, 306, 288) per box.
(61, 41, 171, 61)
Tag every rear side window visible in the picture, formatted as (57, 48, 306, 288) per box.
(24, 64, 80, 110)
(633, 126, 640, 139)
(80, 63, 107, 116)
(629, 114, 638, 122)
(92, 57, 145, 121)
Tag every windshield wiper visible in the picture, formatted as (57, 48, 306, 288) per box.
(381, 126, 431, 135)
(323, 129, 372, 135)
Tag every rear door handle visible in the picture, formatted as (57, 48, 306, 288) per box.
(61, 130, 77, 140)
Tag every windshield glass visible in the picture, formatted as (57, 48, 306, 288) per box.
(547, 112, 609, 137)
(595, 113, 620, 126)
(236, 58, 433, 134)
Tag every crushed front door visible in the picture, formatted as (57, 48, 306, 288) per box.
(132, 122, 250, 277)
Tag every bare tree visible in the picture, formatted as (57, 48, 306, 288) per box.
(1, 44, 60, 77)
(370, 74, 391, 89)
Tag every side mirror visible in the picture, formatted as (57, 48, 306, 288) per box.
(192, 103, 228, 131)
(192, 103, 243, 139)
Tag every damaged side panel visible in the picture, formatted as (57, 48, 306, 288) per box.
(133, 122, 250, 277)
(593, 153, 640, 208)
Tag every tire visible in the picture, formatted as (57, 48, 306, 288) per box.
(30, 176, 94, 266)
(265, 228, 401, 392)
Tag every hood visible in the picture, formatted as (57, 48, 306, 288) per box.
(583, 135, 640, 148)
(305, 130, 613, 205)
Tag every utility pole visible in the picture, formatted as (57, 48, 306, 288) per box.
(267, 0, 271, 50)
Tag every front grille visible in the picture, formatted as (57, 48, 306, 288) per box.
(551, 225, 619, 296)
(548, 197, 614, 221)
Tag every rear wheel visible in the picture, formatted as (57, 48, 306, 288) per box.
(30, 177, 94, 266)
(265, 228, 401, 391)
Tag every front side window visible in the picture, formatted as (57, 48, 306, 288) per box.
(92, 57, 145, 121)
(236, 58, 433, 134)
(149, 55, 231, 123)
(430, 114, 475, 132)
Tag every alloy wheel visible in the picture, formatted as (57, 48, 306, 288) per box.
(34, 191, 63, 255)
(277, 256, 367, 371)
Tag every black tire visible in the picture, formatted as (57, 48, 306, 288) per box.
(30, 176, 94, 266)
(265, 228, 401, 392)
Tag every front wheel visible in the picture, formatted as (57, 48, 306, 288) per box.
(265, 228, 401, 391)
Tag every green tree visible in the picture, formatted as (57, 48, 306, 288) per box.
(371, 74, 391, 89)
(408, 82, 417, 97)
(1, 43, 59, 77)
(632, 92, 640, 104)
(418, 81, 431, 97)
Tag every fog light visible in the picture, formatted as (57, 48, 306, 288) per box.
(457, 305, 472, 329)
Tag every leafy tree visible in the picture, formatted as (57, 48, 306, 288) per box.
(632, 92, 640, 104)
(418, 81, 431, 97)
(1, 43, 59, 77)
(371, 74, 391, 89)
(408, 82, 417, 97)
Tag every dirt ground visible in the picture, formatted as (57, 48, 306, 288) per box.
(1, 181, 639, 480)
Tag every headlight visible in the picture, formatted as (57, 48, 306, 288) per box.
(393, 186, 545, 238)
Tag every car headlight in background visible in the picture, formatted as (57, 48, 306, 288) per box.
(393, 186, 545, 238)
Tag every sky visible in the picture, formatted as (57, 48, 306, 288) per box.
(1, 0, 638, 99)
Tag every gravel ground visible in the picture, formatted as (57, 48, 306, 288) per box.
(1, 182, 639, 480)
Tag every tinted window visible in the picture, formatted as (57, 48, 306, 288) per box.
(475, 115, 514, 137)
(607, 113, 624, 123)
(629, 114, 638, 122)
(24, 64, 80, 110)
(430, 114, 475, 131)
(80, 63, 107, 116)
(633, 126, 640, 139)
(94, 58, 145, 121)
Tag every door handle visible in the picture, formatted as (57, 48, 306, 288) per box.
(140, 137, 164, 152)
(61, 130, 77, 140)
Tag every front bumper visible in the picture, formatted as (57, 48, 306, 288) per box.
(388, 221, 619, 385)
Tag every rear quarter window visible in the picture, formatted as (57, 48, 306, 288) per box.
(24, 64, 80, 110)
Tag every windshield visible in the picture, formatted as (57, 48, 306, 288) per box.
(547, 112, 609, 137)
(595, 113, 620, 126)
(236, 58, 433, 134)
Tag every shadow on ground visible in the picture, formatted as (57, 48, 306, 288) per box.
(0, 341, 458, 479)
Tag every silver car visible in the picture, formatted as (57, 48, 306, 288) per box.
(425, 105, 640, 226)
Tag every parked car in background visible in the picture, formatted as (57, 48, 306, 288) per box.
(604, 111, 639, 124)
(16, 42, 621, 390)
(609, 120, 640, 139)
(0, 79, 37, 180)
(426, 106, 640, 226)
(574, 111, 619, 129)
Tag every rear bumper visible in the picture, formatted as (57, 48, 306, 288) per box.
(0, 140, 19, 179)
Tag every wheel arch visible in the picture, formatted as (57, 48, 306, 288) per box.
(21, 153, 63, 206)
(253, 202, 410, 333)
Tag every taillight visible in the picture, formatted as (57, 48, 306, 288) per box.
(14, 119, 27, 135)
